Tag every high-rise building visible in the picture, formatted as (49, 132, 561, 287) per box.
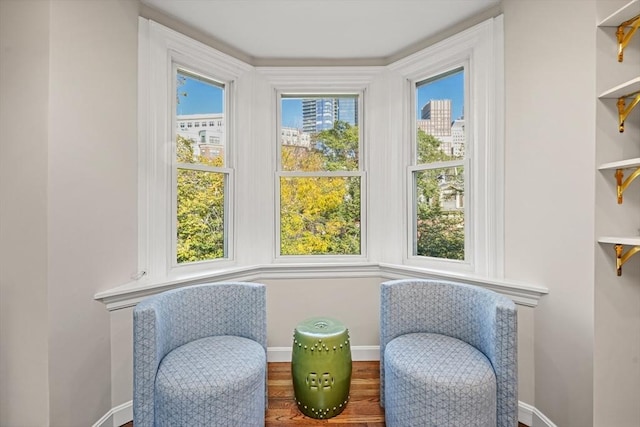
(450, 119, 465, 158)
(302, 98, 358, 133)
(419, 99, 452, 137)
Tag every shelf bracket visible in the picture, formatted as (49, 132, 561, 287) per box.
(614, 166, 640, 203)
(616, 14, 640, 62)
(617, 90, 640, 132)
(614, 244, 640, 276)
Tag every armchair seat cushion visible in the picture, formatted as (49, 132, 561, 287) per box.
(384, 332, 497, 427)
(155, 335, 266, 427)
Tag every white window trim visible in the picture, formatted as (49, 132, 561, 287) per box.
(389, 15, 505, 278)
(137, 18, 252, 284)
(259, 67, 384, 263)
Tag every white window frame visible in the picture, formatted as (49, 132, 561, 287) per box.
(173, 65, 233, 267)
(410, 64, 471, 266)
(138, 18, 251, 283)
(276, 91, 366, 260)
(259, 67, 384, 263)
(390, 16, 505, 278)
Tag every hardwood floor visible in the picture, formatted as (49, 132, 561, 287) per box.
(121, 361, 528, 426)
(266, 361, 384, 426)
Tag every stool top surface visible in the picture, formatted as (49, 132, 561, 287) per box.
(295, 317, 347, 337)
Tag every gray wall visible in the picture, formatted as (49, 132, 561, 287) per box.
(0, 1, 51, 425)
(503, 1, 597, 426)
(0, 0, 139, 425)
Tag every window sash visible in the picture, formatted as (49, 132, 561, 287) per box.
(277, 92, 364, 173)
(276, 91, 366, 259)
(410, 158, 469, 262)
(173, 168, 231, 265)
(410, 64, 469, 263)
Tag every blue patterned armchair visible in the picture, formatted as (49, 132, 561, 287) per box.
(380, 279, 518, 427)
(133, 282, 267, 427)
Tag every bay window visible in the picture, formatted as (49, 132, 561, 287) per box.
(136, 16, 503, 287)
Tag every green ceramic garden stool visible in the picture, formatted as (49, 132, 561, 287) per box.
(291, 317, 352, 419)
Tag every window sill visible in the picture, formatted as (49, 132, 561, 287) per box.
(94, 262, 548, 311)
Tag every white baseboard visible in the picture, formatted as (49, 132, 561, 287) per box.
(532, 406, 558, 427)
(518, 401, 557, 427)
(93, 400, 132, 427)
(519, 401, 535, 426)
(267, 345, 380, 362)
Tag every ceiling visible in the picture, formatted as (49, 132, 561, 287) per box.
(141, 0, 501, 63)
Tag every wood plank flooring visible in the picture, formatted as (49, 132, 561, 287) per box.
(266, 361, 384, 426)
(121, 361, 528, 426)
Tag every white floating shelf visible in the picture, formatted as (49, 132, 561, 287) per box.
(598, 236, 640, 245)
(599, 76, 640, 99)
(598, 158, 640, 170)
(599, 0, 640, 27)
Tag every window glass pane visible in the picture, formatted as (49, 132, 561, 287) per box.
(414, 166, 464, 260)
(414, 68, 465, 261)
(175, 69, 226, 264)
(280, 176, 361, 255)
(281, 96, 359, 172)
(176, 70, 225, 165)
(176, 168, 226, 263)
(416, 69, 464, 163)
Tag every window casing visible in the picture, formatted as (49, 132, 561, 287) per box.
(391, 17, 504, 277)
(259, 68, 381, 263)
(138, 19, 251, 283)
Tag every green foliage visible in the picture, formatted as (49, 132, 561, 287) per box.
(415, 197, 464, 260)
(174, 123, 464, 261)
(176, 135, 225, 263)
(417, 130, 452, 164)
(415, 129, 465, 260)
(313, 120, 359, 171)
